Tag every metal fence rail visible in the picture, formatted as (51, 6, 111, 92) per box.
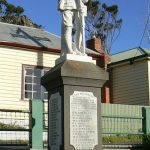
(102, 115, 143, 134)
(101, 103, 144, 145)
(0, 109, 30, 146)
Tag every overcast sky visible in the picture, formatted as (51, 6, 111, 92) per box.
(7, 0, 150, 54)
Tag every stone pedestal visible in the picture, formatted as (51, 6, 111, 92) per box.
(41, 54, 108, 150)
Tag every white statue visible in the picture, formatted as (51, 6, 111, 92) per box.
(58, 0, 88, 56)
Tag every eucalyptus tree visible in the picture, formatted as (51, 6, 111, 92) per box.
(0, 0, 41, 28)
(86, 0, 122, 53)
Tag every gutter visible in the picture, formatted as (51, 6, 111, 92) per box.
(0, 41, 103, 59)
(108, 53, 149, 67)
(0, 41, 60, 54)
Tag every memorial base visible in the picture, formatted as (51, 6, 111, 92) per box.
(41, 55, 108, 150)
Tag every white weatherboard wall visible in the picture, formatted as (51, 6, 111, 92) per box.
(112, 60, 149, 105)
(0, 47, 59, 110)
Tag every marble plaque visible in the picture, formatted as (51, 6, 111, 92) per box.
(49, 92, 62, 150)
(70, 91, 98, 150)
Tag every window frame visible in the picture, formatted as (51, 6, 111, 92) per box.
(22, 65, 49, 101)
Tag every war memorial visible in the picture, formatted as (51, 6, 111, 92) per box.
(41, 0, 108, 149)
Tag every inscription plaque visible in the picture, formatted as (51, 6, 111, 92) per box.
(70, 91, 98, 150)
(49, 92, 62, 150)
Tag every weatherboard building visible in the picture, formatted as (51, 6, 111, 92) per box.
(0, 22, 150, 110)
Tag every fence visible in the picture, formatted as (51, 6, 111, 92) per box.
(0, 109, 30, 147)
(0, 100, 150, 149)
(102, 103, 144, 145)
(36, 101, 149, 148)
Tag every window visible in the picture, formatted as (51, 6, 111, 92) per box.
(23, 66, 48, 100)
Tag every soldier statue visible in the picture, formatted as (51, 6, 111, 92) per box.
(58, 0, 88, 56)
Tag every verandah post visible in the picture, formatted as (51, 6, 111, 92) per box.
(142, 107, 150, 134)
(30, 99, 43, 149)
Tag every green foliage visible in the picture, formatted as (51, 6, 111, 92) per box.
(5, 4, 24, 16)
(86, 0, 99, 15)
(103, 134, 143, 144)
(0, 122, 28, 144)
(103, 134, 150, 149)
(0, 15, 42, 28)
(102, 4, 118, 14)
(0, 122, 25, 129)
(0, 0, 41, 28)
(0, 139, 28, 144)
(0, 0, 24, 16)
(86, 0, 122, 53)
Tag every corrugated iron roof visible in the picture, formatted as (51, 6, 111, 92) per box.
(110, 47, 150, 64)
(0, 22, 99, 55)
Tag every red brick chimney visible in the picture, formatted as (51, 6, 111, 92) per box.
(86, 37, 111, 103)
(86, 38, 104, 53)
(86, 37, 111, 69)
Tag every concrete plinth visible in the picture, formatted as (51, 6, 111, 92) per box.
(41, 55, 108, 150)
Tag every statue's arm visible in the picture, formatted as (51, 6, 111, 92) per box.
(58, 0, 64, 10)
(77, 0, 88, 16)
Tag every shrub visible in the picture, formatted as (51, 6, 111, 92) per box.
(103, 134, 143, 144)
(0, 122, 25, 129)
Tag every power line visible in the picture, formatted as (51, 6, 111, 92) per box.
(132, 1, 150, 60)
(139, 0, 150, 46)
(139, 11, 150, 46)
